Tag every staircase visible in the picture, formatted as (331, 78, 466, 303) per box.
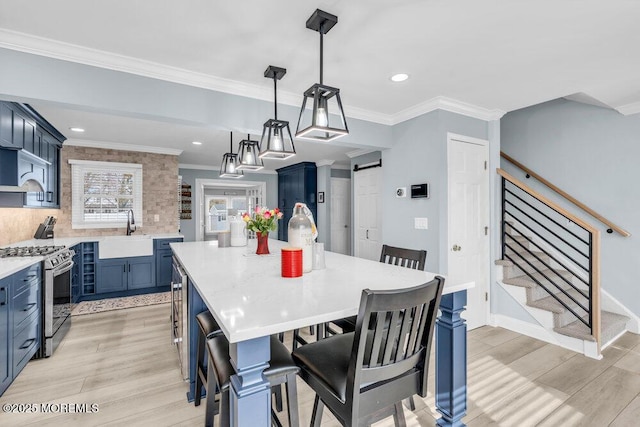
(496, 225, 628, 345)
(496, 165, 633, 358)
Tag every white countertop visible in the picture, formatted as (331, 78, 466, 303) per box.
(0, 233, 183, 279)
(171, 239, 474, 344)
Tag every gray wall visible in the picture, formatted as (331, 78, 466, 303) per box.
(179, 168, 277, 242)
(501, 99, 640, 317)
(382, 110, 489, 273)
(316, 165, 331, 247)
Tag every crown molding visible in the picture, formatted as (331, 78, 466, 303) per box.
(0, 29, 389, 125)
(0, 29, 507, 126)
(179, 163, 277, 175)
(391, 96, 506, 124)
(64, 139, 183, 155)
(345, 148, 377, 159)
(315, 159, 335, 167)
(615, 101, 640, 116)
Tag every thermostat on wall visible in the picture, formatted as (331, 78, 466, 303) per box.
(411, 183, 429, 199)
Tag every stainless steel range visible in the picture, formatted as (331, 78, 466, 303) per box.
(1, 245, 74, 357)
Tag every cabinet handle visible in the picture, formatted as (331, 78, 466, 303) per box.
(128, 264, 131, 272)
(22, 302, 37, 312)
(366, 229, 369, 239)
(19, 338, 36, 349)
(123, 265, 126, 272)
(46, 191, 53, 202)
(23, 274, 37, 281)
(0, 287, 5, 306)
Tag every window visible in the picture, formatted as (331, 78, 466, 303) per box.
(205, 194, 248, 234)
(69, 160, 143, 229)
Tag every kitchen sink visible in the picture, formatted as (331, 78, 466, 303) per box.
(99, 235, 153, 259)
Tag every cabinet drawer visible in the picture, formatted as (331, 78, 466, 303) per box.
(13, 281, 39, 331)
(13, 312, 39, 374)
(154, 238, 183, 250)
(12, 264, 41, 296)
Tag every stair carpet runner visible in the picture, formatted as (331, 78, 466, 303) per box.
(496, 229, 628, 344)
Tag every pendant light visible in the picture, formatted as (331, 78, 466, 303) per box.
(219, 131, 243, 178)
(295, 9, 349, 142)
(236, 133, 263, 171)
(259, 65, 296, 160)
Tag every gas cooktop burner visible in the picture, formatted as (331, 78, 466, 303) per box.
(0, 245, 66, 258)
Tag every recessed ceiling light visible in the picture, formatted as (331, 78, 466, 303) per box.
(69, 127, 85, 133)
(390, 73, 409, 82)
(192, 141, 202, 145)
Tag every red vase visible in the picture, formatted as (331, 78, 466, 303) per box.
(256, 231, 270, 255)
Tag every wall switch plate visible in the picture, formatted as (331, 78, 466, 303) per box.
(396, 187, 407, 198)
(154, 214, 160, 222)
(414, 217, 428, 229)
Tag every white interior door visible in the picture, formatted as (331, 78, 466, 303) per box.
(448, 134, 490, 330)
(330, 177, 351, 255)
(354, 166, 382, 261)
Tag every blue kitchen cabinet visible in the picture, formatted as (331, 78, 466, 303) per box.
(276, 162, 317, 241)
(0, 276, 10, 395)
(81, 242, 97, 296)
(0, 264, 41, 397)
(154, 238, 183, 288)
(96, 259, 127, 293)
(96, 256, 155, 294)
(0, 103, 13, 148)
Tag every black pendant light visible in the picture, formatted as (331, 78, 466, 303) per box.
(219, 131, 243, 178)
(295, 9, 349, 142)
(259, 65, 296, 160)
(236, 133, 263, 171)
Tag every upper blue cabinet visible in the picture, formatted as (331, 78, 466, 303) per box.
(0, 102, 65, 208)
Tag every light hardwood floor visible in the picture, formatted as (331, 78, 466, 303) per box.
(0, 304, 639, 426)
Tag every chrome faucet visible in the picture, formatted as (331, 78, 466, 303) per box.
(126, 209, 136, 236)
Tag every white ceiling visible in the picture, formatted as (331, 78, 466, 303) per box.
(1, 0, 639, 168)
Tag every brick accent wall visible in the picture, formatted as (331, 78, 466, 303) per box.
(55, 146, 179, 237)
(0, 208, 61, 246)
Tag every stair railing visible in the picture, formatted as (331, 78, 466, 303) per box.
(498, 168, 601, 346)
(501, 152, 630, 237)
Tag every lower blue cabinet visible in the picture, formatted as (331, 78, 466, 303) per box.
(154, 238, 183, 288)
(96, 256, 155, 294)
(0, 264, 41, 397)
(0, 276, 11, 395)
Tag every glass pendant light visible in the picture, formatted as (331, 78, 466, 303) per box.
(259, 65, 296, 160)
(236, 133, 263, 171)
(295, 9, 349, 142)
(219, 131, 243, 178)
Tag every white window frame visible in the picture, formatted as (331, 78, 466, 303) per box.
(69, 159, 143, 229)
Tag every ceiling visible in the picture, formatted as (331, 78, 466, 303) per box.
(1, 0, 639, 169)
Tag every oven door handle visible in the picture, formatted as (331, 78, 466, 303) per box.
(53, 261, 74, 275)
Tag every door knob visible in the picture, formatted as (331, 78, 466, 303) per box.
(452, 244, 462, 251)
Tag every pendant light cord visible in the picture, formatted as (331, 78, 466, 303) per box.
(273, 77, 278, 119)
(229, 131, 233, 152)
(319, 25, 324, 85)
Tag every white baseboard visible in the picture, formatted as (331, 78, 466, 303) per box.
(490, 313, 602, 360)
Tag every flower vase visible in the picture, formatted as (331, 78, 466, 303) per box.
(256, 231, 270, 255)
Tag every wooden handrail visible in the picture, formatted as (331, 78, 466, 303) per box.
(501, 152, 630, 237)
(497, 169, 600, 235)
(498, 167, 602, 349)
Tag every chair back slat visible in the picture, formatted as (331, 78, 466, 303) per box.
(381, 310, 402, 365)
(347, 276, 444, 404)
(379, 244, 427, 271)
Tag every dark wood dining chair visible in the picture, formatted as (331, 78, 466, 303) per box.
(326, 244, 428, 335)
(292, 276, 445, 427)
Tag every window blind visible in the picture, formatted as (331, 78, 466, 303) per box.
(69, 160, 143, 229)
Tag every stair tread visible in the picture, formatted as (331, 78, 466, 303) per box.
(503, 268, 574, 289)
(528, 287, 589, 314)
(554, 311, 629, 342)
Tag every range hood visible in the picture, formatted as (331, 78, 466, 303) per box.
(0, 148, 48, 193)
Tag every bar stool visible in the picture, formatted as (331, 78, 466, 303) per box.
(205, 335, 300, 427)
(194, 310, 223, 407)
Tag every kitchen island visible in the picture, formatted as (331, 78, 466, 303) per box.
(171, 239, 473, 427)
